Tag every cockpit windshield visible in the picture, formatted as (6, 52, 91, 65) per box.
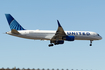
(97, 34, 100, 36)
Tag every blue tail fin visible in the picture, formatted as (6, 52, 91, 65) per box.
(5, 14, 25, 30)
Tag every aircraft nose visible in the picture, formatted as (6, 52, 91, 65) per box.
(99, 36, 102, 40)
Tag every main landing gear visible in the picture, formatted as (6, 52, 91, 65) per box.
(48, 43, 53, 47)
(90, 40, 93, 46)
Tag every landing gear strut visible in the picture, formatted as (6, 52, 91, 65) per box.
(90, 40, 92, 46)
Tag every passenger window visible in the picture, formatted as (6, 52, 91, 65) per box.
(82, 32, 85, 35)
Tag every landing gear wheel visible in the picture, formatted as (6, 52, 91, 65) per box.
(48, 44, 53, 47)
(90, 44, 92, 46)
(90, 40, 93, 46)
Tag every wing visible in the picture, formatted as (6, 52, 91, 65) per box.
(50, 20, 66, 41)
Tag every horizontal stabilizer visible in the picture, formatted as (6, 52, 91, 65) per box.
(11, 29, 20, 34)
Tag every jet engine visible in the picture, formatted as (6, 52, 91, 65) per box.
(63, 36, 75, 41)
(55, 40, 64, 45)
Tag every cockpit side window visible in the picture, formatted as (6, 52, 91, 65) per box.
(97, 34, 100, 36)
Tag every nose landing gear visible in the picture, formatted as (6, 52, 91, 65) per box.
(90, 40, 93, 46)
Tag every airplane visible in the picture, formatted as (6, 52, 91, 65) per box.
(5, 14, 102, 47)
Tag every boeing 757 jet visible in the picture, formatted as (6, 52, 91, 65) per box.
(5, 14, 102, 47)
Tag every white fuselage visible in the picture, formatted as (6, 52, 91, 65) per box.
(6, 30, 102, 41)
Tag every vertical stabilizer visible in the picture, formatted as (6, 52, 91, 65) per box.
(5, 14, 25, 30)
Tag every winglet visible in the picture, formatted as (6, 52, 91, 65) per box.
(57, 20, 61, 27)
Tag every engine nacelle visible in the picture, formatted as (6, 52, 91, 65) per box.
(55, 40, 64, 44)
(64, 36, 75, 41)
